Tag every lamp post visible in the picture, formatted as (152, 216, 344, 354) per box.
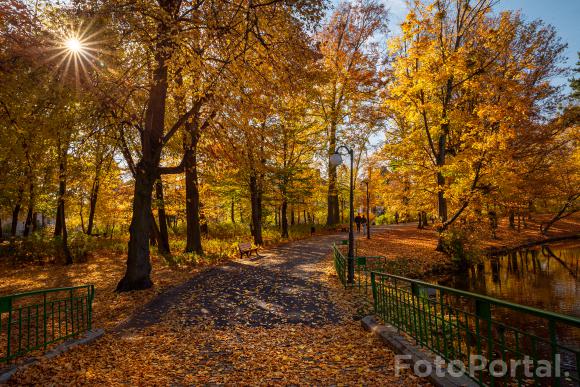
(362, 179, 370, 239)
(330, 145, 354, 283)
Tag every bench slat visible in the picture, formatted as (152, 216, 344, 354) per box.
(239, 243, 252, 250)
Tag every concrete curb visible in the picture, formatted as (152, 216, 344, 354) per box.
(0, 328, 104, 384)
(362, 316, 476, 387)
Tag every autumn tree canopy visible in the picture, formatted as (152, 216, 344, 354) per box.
(0, 0, 577, 288)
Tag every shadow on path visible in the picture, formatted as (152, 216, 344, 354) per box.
(118, 233, 349, 330)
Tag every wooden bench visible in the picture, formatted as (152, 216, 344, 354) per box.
(238, 242, 258, 258)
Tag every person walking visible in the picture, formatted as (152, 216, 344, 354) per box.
(355, 213, 362, 233)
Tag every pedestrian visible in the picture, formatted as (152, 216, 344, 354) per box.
(355, 213, 362, 233)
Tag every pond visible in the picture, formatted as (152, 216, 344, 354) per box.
(443, 242, 580, 379)
(445, 242, 579, 318)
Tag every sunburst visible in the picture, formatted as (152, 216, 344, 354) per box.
(65, 38, 83, 53)
(46, 23, 104, 86)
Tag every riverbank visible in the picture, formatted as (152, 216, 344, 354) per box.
(356, 214, 580, 278)
(483, 214, 580, 254)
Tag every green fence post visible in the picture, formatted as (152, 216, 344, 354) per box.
(69, 289, 74, 336)
(549, 319, 560, 387)
(371, 272, 377, 313)
(43, 293, 47, 350)
(88, 285, 94, 331)
(3, 297, 13, 361)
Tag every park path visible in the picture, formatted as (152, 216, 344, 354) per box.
(120, 232, 352, 330)
(120, 224, 417, 331)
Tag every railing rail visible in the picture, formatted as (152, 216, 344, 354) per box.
(331, 242, 580, 386)
(332, 243, 387, 294)
(0, 285, 95, 363)
(370, 271, 580, 386)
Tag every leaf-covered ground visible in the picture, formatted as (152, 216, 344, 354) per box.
(6, 230, 430, 386)
(0, 250, 195, 331)
(356, 215, 580, 278)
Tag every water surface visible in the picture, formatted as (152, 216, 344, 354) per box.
(447, 243, 579, 317)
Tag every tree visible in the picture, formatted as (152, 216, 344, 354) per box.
(571, 52, 580, 100)
(384, 0, 565, 250)
(103, 0, 324, 290)
(313, 0, 387, 225)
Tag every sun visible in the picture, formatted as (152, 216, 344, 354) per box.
(46, 25, 104, 85)
(65, 37, 83, 54)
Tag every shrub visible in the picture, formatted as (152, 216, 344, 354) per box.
(439, 227, 482, 269)
(375, 214, 395, 225)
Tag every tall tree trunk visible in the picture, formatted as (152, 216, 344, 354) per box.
(22, 139, 34, 237)
(434, 123, 449, 252)
(117, 3, 176, 290)
(87, 172, 100, 235)
(249, 171, 263, 245)
(54, 153, 67, 239)
(279, 207, 283, 229)
(281, 198, 289, 238)
(290, 206, 295, 226)
(231, 198, 235, 223)
(150, 209, 160, 246)
(23, 207, 33, 236)
(155, 178, 171, 254)
(80, 198, 86, 234)
(11, 186, 24, 236)
(184, 145, 203, 255)
(54, 148, 72, 264)
(54, 174, 66, 239)
(60, 200, 72, 265)
(436, 132, 448, 222)
(118, 165, 155, 291)
(23, 168, 35, 237)
(326, 120, 339, 225)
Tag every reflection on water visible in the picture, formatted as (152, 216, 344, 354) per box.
(449, 243, 579, 317)
(446, 242, 580, 379)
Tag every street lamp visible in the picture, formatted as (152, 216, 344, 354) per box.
(362, 179, 370, 239)
(330, 145, 354, 283)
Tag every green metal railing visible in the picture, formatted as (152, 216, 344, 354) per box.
(370, 271, 580, 386)
(332, 243, 387, 294)
(0, 285, 95, 363)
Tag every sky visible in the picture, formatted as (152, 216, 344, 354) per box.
(382, 0, 580, 90)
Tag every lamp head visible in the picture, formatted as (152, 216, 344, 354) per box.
(329, 153, 343, 167)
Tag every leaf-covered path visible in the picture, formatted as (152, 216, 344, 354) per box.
(11, 228, 428, 385)
(121, 233, 345, 330)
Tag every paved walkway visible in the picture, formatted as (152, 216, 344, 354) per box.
(121, 232, 350, 330)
